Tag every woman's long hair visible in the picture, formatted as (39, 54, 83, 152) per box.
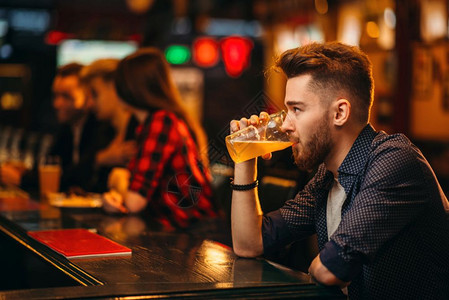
(114, 47, 209, 168)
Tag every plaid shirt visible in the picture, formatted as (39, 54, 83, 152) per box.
(128, 110, 215, 228)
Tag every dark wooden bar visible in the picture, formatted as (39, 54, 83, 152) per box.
(0, 190, 344, 299)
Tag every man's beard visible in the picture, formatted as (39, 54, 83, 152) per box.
(292, 116, 332, 171)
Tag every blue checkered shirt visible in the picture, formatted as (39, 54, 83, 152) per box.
(263, 124, 449, 299)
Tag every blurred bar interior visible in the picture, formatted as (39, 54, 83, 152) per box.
(0, 0, 448, 196)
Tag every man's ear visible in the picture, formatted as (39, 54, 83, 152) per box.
(333, 98, 350, 126)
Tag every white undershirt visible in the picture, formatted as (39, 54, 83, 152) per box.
(326, 178, 347, 240)
(327, 179, 350, 295)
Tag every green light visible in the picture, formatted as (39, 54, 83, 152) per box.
(165, 45, 191, 64)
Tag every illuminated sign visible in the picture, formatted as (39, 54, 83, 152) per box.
(165, 45, 191, 65)
(166, 36, 254, 77)
(192, 37, 219, 68)
(220, 36, 253, 78)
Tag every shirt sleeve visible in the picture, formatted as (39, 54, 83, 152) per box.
(262, 210, 293, 256)
(320, 139, 435, 282)
(262, 165, 332, 255)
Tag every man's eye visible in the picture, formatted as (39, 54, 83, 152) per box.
(294, 107, 302, 113)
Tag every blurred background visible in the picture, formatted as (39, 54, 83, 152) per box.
(0, 0, 448, 196)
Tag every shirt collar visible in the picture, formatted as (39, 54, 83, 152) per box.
(337, 124, 378, 176)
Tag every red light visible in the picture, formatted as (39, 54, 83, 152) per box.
(128, 34, 143, 44)
(45, 31, 73, 45)
(192, 37, 219, 68)
(220, 36, 253, 78)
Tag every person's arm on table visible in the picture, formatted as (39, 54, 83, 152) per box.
(95, 140, 137, 167)
(231, 158, 264, 257)
(102, 190, 128, 213)
(309, 254, 350, 287)
(104, 167, 147, 213)
(103, 189, 146, 214)
(230, 114, 270, 258)
(103, 167, 130, 213)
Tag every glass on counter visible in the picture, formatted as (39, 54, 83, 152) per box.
(38, 156, 62, 199)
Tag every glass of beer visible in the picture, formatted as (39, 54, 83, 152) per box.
(226, 111, 292, 163)
(38, 156, 62, 199)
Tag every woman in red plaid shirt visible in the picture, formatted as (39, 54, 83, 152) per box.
(102, 47, 216, 228)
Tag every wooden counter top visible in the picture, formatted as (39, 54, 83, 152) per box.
(0, 191, 344, 299)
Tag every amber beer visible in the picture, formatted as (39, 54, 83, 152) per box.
(2, 160, 28, 174)
(226, 111, 291, 163)
(39, 164, 61, 198)
(226, 140, 293, 163)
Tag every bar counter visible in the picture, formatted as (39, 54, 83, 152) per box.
(0, 188, 344, 299)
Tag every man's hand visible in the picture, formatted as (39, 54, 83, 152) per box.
(230, 112, 270, 133)
(229, 112, 272, 160)
(308, 254, 350, 288)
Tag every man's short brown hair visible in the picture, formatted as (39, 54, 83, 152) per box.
(275, 42, 374, 124)
(56, 62, 83, 78)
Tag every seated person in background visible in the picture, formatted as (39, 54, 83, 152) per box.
(80, 59, 138, 192)
(48, 62, 115, 193)
(102, 47, 216, 228)
(2, 63, 103, 191)
(230, 42, 449, 299)
(0, 63, 115, 193)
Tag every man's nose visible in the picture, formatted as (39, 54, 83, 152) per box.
(281, 115, 293, 132)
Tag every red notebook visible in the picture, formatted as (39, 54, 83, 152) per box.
(28, 229, 132, 259)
